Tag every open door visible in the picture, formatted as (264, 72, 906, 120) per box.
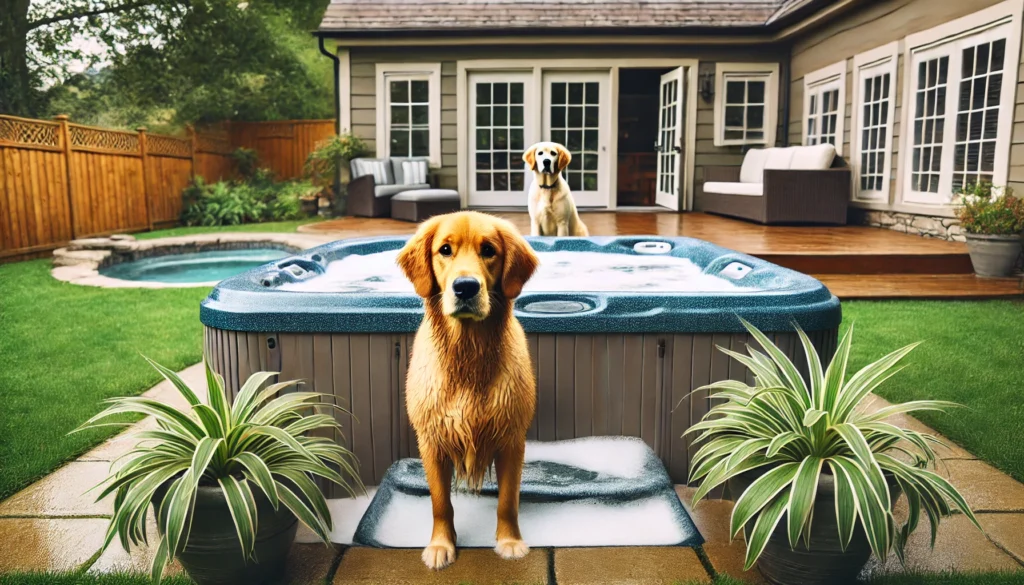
(655, 67, 685, 211)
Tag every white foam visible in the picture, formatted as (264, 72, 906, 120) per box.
(367, 490, 687, 547)
(294, 487, 377, 544)
(279, 249, 752, 293)
(524, 438, 649, 479)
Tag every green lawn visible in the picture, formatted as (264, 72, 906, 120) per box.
(842, 300, 1024, 482)
(0, 573, 195, 585)
(134, 217, 324, 240)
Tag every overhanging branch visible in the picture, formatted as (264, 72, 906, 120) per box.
(27, 1, 155, 30)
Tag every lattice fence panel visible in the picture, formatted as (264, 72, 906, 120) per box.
(195, 133, 233, 155)
(0, 117, 60, 147)
(148, 134, 192, 158)
(69, 125, 140, 152)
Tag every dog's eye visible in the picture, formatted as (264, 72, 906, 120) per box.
(439, 244, 452, 257)
(481, 243, 496, 258)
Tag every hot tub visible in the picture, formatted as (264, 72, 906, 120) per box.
(200, 236, 840, 489)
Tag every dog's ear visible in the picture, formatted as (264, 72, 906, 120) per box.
(522, 145, 538, 171)
(498, 221, 538, 299)
(397, 216, 442, 298)
(556, 144, 572, 173)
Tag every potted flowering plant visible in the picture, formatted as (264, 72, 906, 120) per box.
(305, 133, 369, 216)
(954, 182, 1024, 277)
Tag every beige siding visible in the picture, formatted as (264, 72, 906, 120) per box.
(347, 45, 787, 200)
(789, 0, 1024, 202)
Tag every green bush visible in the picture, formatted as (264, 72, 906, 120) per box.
(181, 174, 319, 227)
(954, 182, 1024, 235)
(231, 147, 260, 180)
(305, 133, 369, 202)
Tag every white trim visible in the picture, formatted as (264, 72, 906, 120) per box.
(456, 58, 699, 211)
(375, 62, 442, 167)
(895, 0, 1024, 210)
(850, 42, 899, 203)
(802, 60, 847, 156)
(714, 62, 780, 147)
(337, 48, 351, 134)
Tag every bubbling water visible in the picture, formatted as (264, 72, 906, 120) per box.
(278, 249, 751, 293)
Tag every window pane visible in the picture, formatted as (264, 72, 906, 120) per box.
(494, 106, 508, 126)
(494, 129, 508, 149)
(585, 82, 599, 104)
(510, 83, 524, 104)
(567, 130, 582, 151)
(476, 153, 490, 170)
(493, 153, 508, 170)
(552, 106, 566, 128)
(568, 106, 583, 127)
(411, 130, 429, 156)
(412, 105, 429, 125)
(411, 80, 428, 102)
(725, 106, 744, 127)
(476, 129, 490, 149)
(510, 129, 524, 150)
(583, 154, 598, 170)
(391, 130, 410, 156)
(510, 106, 524, 127)
(476, 173, 490, 191)
(511, 172, 525, 191)
(569, 155, 582, 171)
(552, 82, 566, 104)
(568, 83, 584, 104)
(390, 80, 409, 103)
(477, 84, 491, 105)
(992, 39, 1007, 72)
(584, 130, 598, 151)
(747, 81, 765, 104)
(725, 81, 745, 104)
(585, 106, 599, 127)
(476, 106, 490, 127)
(551, 130, 566, 145)
(747, 105, 764, 129)
(494, 173, 509, 190)
(493, 83, 508, 104)
(724, 129, 743, 141)
(583, 173, 598, 191)
(391, 105, 409, 125)
(568, 173, 582, 191)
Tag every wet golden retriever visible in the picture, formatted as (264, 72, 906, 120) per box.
(396, 211, 539, 570)
(524, 142, 589, 237)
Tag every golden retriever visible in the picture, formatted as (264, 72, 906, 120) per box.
(524, 142, 590, 237)
(396, 211, 539, 570)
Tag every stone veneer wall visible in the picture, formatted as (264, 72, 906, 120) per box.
(849, 209, 965, 242)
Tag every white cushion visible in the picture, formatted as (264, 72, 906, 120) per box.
(763, 147, 796, 170)
(739, 148, 769, 183)
(703, 182, 764, 197)
(789, 144, 836, 170)
(351, 159, 394, 185)
(400, 160, 428, 185)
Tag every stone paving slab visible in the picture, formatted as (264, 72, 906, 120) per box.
(283, 543, 344, 585)
(864, 514, 1021, 575)
(941, 459, 1024, 512)
(979, 513, 1024, 564)
(333, 547, 549, 585)
(88, 515, 184, 577)
(676, 487, 766, 584)
(0, 461, 113, 517)
(0, 517, 108, 572)
(554, 547, 710, 585)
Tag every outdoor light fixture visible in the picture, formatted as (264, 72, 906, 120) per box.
(699, 71, 715, 103)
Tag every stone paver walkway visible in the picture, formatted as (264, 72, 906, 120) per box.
(2, 365, 1023, 583)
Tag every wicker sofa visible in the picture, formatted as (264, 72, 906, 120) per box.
(347, 157, 434, 218)
(699, 144, 850, 225)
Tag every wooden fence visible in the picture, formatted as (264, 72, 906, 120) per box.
(230, 120, 335, 180)
(0, 116, 334, 263)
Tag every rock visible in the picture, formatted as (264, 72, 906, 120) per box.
(911, 216, 943, 233)
(109, 234, 135, 241)
(66, 238, 113, 251)
(942, 218, 961, 228)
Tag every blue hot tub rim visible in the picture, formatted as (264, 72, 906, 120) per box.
(199, 235, 841, 334)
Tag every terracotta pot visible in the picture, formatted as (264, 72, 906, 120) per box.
(728, 469, 900, 585)
(154, 483, 298, 585)
(964, 233, 1023, 278)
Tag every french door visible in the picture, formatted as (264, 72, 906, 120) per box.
(468, 72, 536, 207)
(655, 67, 685, 211)
(542, 72, 610, 207)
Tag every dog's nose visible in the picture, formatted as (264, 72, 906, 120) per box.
(452, 277, 481, 300)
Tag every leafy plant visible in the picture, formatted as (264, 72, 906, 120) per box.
(180, 174, 317, 226)
(74, 359, 362, 583)
(231, 148, 261, 180)
(304, 134, 369, 202)
(954, 182, 1024, 235)
(686, 319, 980, 570)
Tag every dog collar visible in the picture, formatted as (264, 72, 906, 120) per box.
(538, 183, 557, 189)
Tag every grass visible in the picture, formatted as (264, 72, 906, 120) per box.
(0, 573, 194, 585)
(0, 260, 209, 500)
(842, 300, 1024, 482)
(134, 217, 323, 240)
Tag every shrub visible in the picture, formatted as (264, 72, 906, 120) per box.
(231, 147, 260, 180)
(304, 134, 369, 201)
(180, 175, 318, 227)
(954, 182, 1024, 235)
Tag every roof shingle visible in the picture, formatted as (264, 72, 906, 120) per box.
(319, 0, 794, 33)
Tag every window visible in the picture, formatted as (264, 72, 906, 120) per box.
(900, 1, 1022, 206)
(852, 43, 898, 201)
(549, 80, 600, 191)
(714, 63, 779, 146)
(803, 61, 846, 154)
(375, 63, 441, 166)
(474, 79, 527, 193)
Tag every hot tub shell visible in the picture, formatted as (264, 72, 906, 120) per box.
(201, 236, 840, 490)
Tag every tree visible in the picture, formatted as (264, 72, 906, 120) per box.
(0, 0, 333, 124)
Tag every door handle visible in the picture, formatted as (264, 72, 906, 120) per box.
(653, 142, 662, 153)
(672, 145, 682, 153)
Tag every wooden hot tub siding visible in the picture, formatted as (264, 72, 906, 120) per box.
(204, 326, 838, 491)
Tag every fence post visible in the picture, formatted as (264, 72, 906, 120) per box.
(54, 115, 78, 240)
(187, 124, 198, 180)
(137, 126, 153, 231)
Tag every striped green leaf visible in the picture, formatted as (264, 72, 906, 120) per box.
(730, 462, 799, 539)
(219, 475, 256, 557)
(787, 456, 823, 547)
(743, 492, 789, 570)
(828, 458, 858, 551)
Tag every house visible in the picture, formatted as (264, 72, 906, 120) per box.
(315, 0, 1024, 240)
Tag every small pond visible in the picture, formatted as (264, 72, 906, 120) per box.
(100, 248, 290, 284)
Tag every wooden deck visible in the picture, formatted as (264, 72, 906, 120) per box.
(302, 211, 1023, 299)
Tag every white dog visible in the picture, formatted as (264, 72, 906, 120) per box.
(523, 142, 589, 237)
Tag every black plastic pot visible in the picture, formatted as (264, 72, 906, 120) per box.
(729, 468, 900, 585)
(154, 483, 298, 585)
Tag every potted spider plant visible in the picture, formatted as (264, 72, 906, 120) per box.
(686, 319, 981, 585)
(74, 358, 362, 585)
(954, 182, 1024, 278)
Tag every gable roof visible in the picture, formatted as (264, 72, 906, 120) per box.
(318, 0, 827, 34)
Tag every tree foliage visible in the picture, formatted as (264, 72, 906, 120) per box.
(1, 0, 334, 127)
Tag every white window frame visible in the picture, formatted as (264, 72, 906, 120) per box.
(375, 63, 442, 167)
(803, 61, 847, 156)
(714, 63, 779, 147)
(897, 0, 1023, 208)
(851, 42, 899, 202)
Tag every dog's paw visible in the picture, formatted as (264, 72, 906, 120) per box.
(422, 542, 456, 570)
(495, 538, 530, 560)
